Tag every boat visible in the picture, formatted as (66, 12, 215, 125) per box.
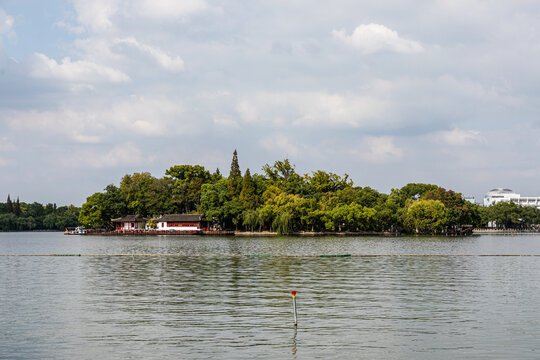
(65, 226, 86, 235)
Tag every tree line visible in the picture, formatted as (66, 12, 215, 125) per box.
(77, 150, 540, 234)
(0, 195, 80, 231)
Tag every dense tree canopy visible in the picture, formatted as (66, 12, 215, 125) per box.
(74, 151, 540, 234)
(0, 195, 80, 231)
(5, 153, 536, 233)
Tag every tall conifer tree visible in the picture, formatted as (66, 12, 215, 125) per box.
(14, 197, 21, 217)
(6, 195, 13, 213)
(228, 150, 242, 196)
(240, 168, 257, 209)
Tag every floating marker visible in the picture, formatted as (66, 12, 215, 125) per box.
(291, 291, 297, 327)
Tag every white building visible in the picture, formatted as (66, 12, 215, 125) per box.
(484, 188, 540, 209)
(154, 214, 206, 232)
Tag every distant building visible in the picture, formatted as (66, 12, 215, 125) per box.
(464, 196, 476, 204)
(484, 188, 540, 209)
(154, 214, 206, 231)
(112, 215, 148, 231)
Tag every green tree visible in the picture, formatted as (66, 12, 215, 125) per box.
(224, 198, 244, 230)
(398, 183, 439, 204)
(0, 213, 16, 231)
(374, 191, 403, 232)
(258, 203, 276, 231)
(101, 185, 127, 223)
(55, 206, 80, 230)
(242, 209, 259, 231)
(200, 178, 231, 229)
(79, 192, 108, 228)
(6, 195, 13, 214)
(144, 177, 174, 216)
(14, 197, 21, 217)
(518, 205, 540, 228)
(166, 165, 212, 213)
(211, 168, 223, 183)
(262, 159, 305, 194)
(425, 187, 480, 228)
(306, 170, 352, 195)
(228, 150, 242, 196)
(273, 211, 293, 235)
(119, 172, 157, 216)
(239, 169, 258, 210)
(489, 202, 521, 229)
(43, 213, 57, 229)
(404, 199, 446, 234)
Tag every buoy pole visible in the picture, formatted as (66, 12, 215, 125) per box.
(291, 290, 297, 327)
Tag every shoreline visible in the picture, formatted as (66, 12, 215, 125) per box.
(3, 229, 539, 236)
(234, 231, 400, 237)
(472, 229, 540, 235)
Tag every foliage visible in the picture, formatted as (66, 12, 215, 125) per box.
(239, 169, 258, 210)
(481, 201, 540, 229)
(0, 196, 80, 231)
(166, 165, 212, 213)
(75, 152, 540, 234)
(228, 150, 242, 196)
(424, 187, 481, 227)
(404, 199, 447, 234)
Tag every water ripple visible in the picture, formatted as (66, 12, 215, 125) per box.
(2, 233, 540, 358)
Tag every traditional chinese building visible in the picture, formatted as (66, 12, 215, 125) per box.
(112, 215, 148, 231)
(154, 214, 206, 232)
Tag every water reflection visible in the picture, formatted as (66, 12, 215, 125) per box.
(291, 327, 297, 357)
(71, 254, 540, 358)
(2, 233, 540, 359)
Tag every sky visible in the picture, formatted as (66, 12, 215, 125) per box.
(0, 0, 539, 206)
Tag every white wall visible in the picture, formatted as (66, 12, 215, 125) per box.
(157, 222, 200, 231)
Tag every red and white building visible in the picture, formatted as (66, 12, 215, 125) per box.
(112, 215, 148, 231)
(154, 214, 206, 232)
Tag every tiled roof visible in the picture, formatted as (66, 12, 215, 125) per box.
(111, 215, 148, 222)
(154, 214, 204, 222)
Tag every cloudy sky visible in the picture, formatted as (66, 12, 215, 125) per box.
(1, 0, 539, 205)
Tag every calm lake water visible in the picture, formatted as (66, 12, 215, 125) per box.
(1, 232, 540, 359)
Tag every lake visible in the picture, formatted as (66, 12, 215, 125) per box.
(1, 232, 540, 359)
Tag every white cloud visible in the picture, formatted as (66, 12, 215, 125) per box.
(259, 133, 300, 157)
(54, 20, 86, 35)
(360, 136, 404, 163)
(237, 91, 391, 129)
(436, 75, 521, 107)
(70, 0, 209, 33)
(63, 143, 147, 168)
(69, 37, 184, 74)
(0, 137, 16, 151)
(72, 0, 118, 32)
(72, 134, 102, 144)
(73, 37, 124, 65)
(332, 23, 423, 54)
(0, 135, 14, 167)
(29, 53, 130, 83)
(0, 8, 14, 35)
(213, 117, 240, 130)
(133, 0, 209, 19)
(433, 128, 486, 146)
(236, 101, 259, 123)
(115, 37, 184, 71)
(4, 96, 186, 142)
